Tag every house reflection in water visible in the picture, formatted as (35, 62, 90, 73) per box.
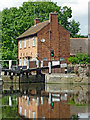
(18, 90, 70, 119)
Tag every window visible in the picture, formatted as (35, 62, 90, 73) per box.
(36, 97, 39, 106)
(24, 39, 26, 48)
(33, 112, 35, 120)
(43, 58, 47, 61)
(24, 109, 27, 117)
(20, 106, 22, 115)
(32, 37, 35, 46)
(41, 97, 43, 104)
(24, 58, 26, 66)
(27, 96, 29, 106)
(20, 40, 22, 48)
(29, 109, 31, 119)
(32, 58, 35, 61)
(29, 38, 30, 47)
(42, 117, 45, 120)
(19, 59, 22, 66)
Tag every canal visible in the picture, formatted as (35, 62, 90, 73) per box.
(0, 81, 89, 119)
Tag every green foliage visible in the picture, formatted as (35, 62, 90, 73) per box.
(67, 19, 80, 37)
(73, 34, 88, 38)
(68, 53, 90, 64)
(2, 95, 18, 119)
(2, 2, 81, 61)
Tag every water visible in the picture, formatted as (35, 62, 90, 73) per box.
(1, 83, 90, 119)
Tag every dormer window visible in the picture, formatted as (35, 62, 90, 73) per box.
(24, 39, 26, 48)
(32, 37, 35, 46)
(20, 40, 22, 48)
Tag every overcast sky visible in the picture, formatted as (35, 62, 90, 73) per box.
(0, 0, 89, 35)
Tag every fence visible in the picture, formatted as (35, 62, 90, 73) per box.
(0, 60, 17, 69)
(29, 60, 66, 73)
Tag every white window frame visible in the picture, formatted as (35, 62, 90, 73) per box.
(33, 112, 35, 120)
(27, 96, 29, 106)
(29, 38, 30, 47)
(32, 37, 35, 46)
(29, 109, 31, 119)
(24, 39, 26, 48)
(32, 58, 35, 61)
(41, 97, 43, 104)
(20, 106, 22, 115)
(19, 59, 22, 66)
(20, 40, 22, 48)
(24, 109, 27, 117)
(24, 58, 26, 66)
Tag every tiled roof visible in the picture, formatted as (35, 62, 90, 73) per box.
(16, 20, 49, 40)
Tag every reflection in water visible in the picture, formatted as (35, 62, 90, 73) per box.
(2, 83, 89, 119)
(18, 90, 70, 119)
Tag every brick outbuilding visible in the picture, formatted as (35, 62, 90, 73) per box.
(17, 12, 70, 66)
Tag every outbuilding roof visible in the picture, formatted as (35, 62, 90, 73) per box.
(70, 38, 88, 55)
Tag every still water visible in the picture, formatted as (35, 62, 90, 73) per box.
(0, 83, 89, 119)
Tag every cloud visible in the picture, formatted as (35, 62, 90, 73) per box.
(53, 0, 88, 35)
(0, 0, 88, 35)
(0, 0, 28, 11)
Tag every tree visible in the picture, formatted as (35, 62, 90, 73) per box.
(2, 2, 80, 61)
(67, 19, 80, 37)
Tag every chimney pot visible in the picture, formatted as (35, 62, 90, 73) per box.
(34, 17, 40, 25)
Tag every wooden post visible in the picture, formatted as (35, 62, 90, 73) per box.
(9, 96, 12, 106)
(4, 71, 7, 75)
(48, 93, 51, 104)
(9, 60, 12, 69)
(41, 61, 43, 67)
(27, 60, 29, 69)
(36, 60, 39, 68)
(26, 72, 28, 78)
(9, 72, 11, 76)
(48, 62, 51, 74)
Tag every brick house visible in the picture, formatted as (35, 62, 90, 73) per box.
(17, 12, 70, 66)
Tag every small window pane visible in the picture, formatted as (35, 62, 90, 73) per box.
(33, 112, 35, 120)
(24, 109, 26, 117)
(32, 58, 35, 61)
(24, 58, 26, 66)
(20, 40, 22, 48)
(24, 39, 26, 48)
(27, 96, 29, 106)
(20, 59, 22, 66)
(20, 106, 22, 115)
(29, 38, 30, 47)
(33, 37, 35, 46)
(29, 109, 30, 119)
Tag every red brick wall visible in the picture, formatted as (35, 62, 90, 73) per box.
(37, 13, 70, 61)
(59, 24, 70, 59)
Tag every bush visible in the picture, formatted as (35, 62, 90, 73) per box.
(68, 53, 90, 64)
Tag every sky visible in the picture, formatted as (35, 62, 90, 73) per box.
(0, 0, 89, 35)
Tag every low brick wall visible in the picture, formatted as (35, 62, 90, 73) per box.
(74, 64, 89, 77)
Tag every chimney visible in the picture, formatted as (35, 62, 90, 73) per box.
(49, 11, 58, 24)
(34, 17, 40, 25)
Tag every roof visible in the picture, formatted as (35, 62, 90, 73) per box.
(70, 38, 88, 55)
(16, 20, 49, 40)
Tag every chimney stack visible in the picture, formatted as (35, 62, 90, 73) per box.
(49, 11, 58, 24)
(34, 17, 40, 25)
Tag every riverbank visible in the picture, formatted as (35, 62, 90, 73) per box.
(45, 73, 89, 84)
(1, 73, 89, 84)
